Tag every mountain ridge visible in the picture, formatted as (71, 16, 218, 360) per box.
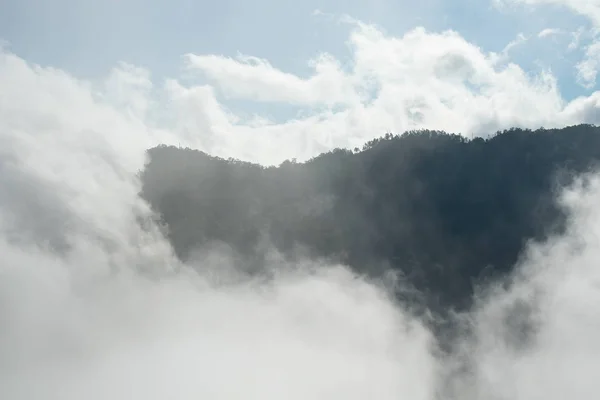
(140, 124, 600, 313)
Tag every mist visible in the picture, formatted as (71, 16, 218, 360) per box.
(3, 56, 600, 400)
(0, 132, 437, 399)
(0, 72, 439, 399)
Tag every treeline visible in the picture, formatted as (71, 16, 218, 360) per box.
(140, 124, 600, 312)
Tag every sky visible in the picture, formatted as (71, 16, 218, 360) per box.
(4, 1, 600, 399)
(1, 0, 600, 164)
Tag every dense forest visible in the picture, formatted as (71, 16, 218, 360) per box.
(140, 124, 600, 315)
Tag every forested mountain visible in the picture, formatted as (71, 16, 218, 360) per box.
(140, 124, 600, 314)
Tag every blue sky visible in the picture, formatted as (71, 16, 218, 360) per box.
(1, 0, 600, 164)
(0, 0, 592, 94)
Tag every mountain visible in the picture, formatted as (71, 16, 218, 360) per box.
(140, 124, 600, 314)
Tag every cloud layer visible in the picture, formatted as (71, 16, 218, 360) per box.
(177, 20, 600, 164)
(5, 16, 600, 166)
(3, 12, 600, 400)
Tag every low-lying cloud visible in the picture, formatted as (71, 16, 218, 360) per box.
(3, 17, 600, 399)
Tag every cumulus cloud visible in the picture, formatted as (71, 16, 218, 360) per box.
(6, 19, 598, 166)
(184, 53, 359, 107)
(157, 21, 600, 164)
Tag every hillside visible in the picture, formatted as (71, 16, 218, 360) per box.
(140, 124, 600, 313)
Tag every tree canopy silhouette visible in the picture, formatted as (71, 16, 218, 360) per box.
(140, 124, 600, 313)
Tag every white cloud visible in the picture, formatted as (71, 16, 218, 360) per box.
(172, 23, 600, 164)
(561, 91, 600, 123)
(538, 28, 564, 38)
(502, 32, 529, 54)
(5, 11, 600, 400)
(576, 41, 600, 87)
(2, 20, 600, 169)
(568, 27, 586, 50)
(185, 53, 359, 107)
(101, 62, 154, 119)
(497, 0, 600, 87)
(451, 174, 600, 400)
(496, 0, 600, 24)
(0, 44, 438, 400)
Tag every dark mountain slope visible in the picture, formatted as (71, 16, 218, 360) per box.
(140, 124, 600, 312)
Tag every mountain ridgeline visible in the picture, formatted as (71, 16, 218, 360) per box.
(140, 124, 600, 313)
